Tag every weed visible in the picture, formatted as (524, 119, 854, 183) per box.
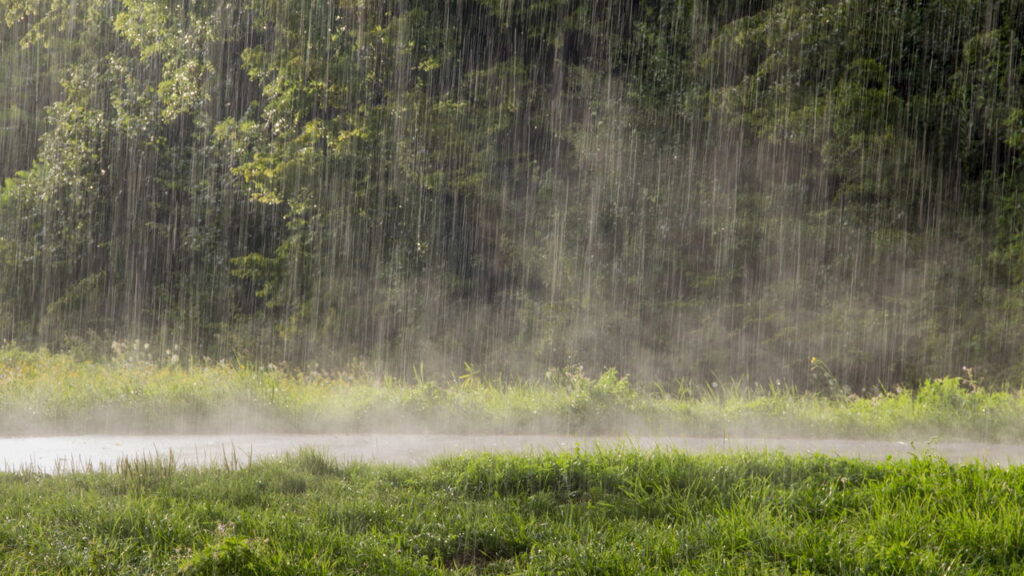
(178, 537, 272, 576)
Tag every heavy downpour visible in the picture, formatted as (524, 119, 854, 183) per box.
(2, 1, 1024, 573)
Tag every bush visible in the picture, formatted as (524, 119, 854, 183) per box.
(568, 368, 637, 418)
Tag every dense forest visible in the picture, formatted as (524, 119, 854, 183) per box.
(1, 0, 1023, 389)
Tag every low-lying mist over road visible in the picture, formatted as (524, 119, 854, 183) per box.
(6, 434, 1024, 474)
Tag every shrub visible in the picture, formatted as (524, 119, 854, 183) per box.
(568, 368, 637, 418)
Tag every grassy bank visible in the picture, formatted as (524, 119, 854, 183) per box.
(1, 449, 1022, 574)
(2, 346, 1024, 440)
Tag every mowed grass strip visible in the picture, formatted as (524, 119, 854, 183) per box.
(1, 449, 1022, 575)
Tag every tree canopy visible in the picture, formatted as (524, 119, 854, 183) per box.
(2, 0, 1023, 388)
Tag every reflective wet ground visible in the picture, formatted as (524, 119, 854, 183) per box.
(2, 434, 1022, 473)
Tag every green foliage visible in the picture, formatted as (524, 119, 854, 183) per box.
(3, 449, 1024, 573)
(2, 0, 1024, 387)
(567, 367, 637, 418)
(178, 537, 272, 576)
(4, 346, 1024, 441)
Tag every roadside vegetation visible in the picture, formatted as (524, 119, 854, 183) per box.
(1, 448, 1022, 574)
(3, 346, 1023, 441)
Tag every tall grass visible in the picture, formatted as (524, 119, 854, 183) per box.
(2, 346, 1024, 440)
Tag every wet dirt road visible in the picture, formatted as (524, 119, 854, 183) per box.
(2, 434, 1022, 473)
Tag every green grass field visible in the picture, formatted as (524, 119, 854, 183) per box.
(1, 449, 1022, 574)
(2, 346, 1024, 440)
